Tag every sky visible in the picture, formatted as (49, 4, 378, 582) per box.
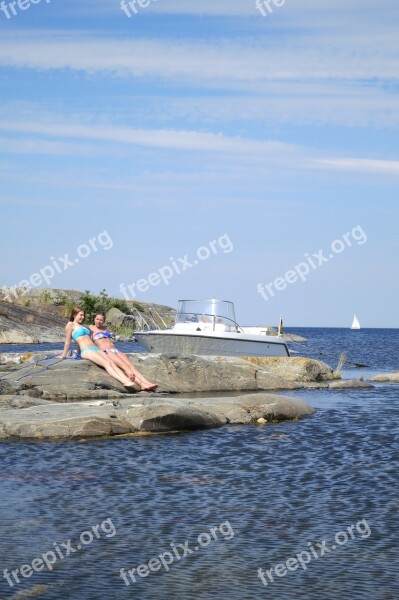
(0, 0, 398, 327)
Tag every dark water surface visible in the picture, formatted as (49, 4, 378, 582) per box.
(0, 329, 398, 599)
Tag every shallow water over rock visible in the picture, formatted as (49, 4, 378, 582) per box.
(0, 382, 398, 599)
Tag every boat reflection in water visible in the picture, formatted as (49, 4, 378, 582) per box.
(134, 299, 290, 357)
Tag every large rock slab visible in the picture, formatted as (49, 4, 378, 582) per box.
(0, 352, 335, 396)
(0, 356, 128, 400)
(0, 301, 66, 343)
(0, 400, 135, 440)
(369, 372, 399, 383)
(327, 379, 373, 389)
(182, 393, 315, 424)
(0, 393, 314, 440)
(128, 354, 334, 393)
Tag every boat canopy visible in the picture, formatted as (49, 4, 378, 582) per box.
(176, 299, 237, 326)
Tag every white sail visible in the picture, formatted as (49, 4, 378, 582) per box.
(351, 314, 360, 330)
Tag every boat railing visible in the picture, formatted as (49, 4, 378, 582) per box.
(149, 306, 168, 329)
(174, 311, 244, 333)
(132, 307, 176, 332)
(130, 307, 155, 331)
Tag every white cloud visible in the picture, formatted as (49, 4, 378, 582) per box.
(0, 119, 301, 156)
(0, 33, 398, 84)
(71, 0, 398, 20)
(0, 117, 398, 178)
(317, 158, 399, 174)
(149, 84, 399, 128)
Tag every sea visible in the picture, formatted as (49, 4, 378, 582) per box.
(0, 328, 398, 600)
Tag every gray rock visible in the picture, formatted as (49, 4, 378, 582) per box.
(130, 354, 334, 393)
(0, 401, 136, 440)
(7, 396, 52, 409)
(369, 372, 399, 383)
(0, 300, 65, 343)
(328, 379, 373, 389)
(0, 392, 315, 440)
(106, 307, 135, 330)
(0, 352, 335, 397)
(138, 404, 223, 432)
(183, 393, 315, 424)
(0, 357, 130, 401)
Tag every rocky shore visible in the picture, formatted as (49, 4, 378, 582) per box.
(0, 290, 174, 343)
(0, 352, 344, 398)
(0, 301, 66, 343)
(0, 288, 381, 442)
(0, 352, 374, 441)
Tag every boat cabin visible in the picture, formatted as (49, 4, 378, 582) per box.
(174, 299, 239, 333)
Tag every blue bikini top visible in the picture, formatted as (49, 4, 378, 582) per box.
(72, 326, 91, 341)
(92, 330, 112, 341)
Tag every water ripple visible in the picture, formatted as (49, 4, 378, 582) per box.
(1, 330, 399, 599)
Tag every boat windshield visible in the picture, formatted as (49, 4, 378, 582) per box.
(175, 300, 237, 327)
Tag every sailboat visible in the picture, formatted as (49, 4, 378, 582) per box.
(351, 314, 361, 330)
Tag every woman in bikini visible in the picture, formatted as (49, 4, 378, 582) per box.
(89, 312, 158, 392)
(57, 307, 138, 390)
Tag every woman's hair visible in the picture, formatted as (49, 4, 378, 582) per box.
(69, 306, 85, 322)
(95, 312, 106, 319)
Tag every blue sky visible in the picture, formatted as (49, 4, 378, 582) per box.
(0, 0, 398, 327)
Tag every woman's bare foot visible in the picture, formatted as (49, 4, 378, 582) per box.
(142, 384, 158, 392)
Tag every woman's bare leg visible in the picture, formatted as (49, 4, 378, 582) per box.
(126, 363, 158, 391)
(107, 351, 158, 391)
(105, 352, 137, 381)
(81, 350, 139, 389)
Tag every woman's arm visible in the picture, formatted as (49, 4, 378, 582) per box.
(57, 323, 73, 358)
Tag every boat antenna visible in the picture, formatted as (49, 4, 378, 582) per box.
(277, 316, 283, 337)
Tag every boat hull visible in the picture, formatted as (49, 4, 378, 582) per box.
(134, 331, 290, 357)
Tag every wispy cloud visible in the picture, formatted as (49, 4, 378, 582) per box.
(0, 119, 300, 156)
(0, 33, 398, 84)
(0, 117, 398, 177)
(146, 84, 399, 128)
(65, 0, 398, 20)
(318, 158, 399, 174)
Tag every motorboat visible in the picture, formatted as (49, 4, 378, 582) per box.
(134, 299, 290, 357)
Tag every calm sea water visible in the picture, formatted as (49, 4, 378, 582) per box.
(0, 329, 398, 600)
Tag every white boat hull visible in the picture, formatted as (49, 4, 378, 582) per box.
(134, 330, 290, 357)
